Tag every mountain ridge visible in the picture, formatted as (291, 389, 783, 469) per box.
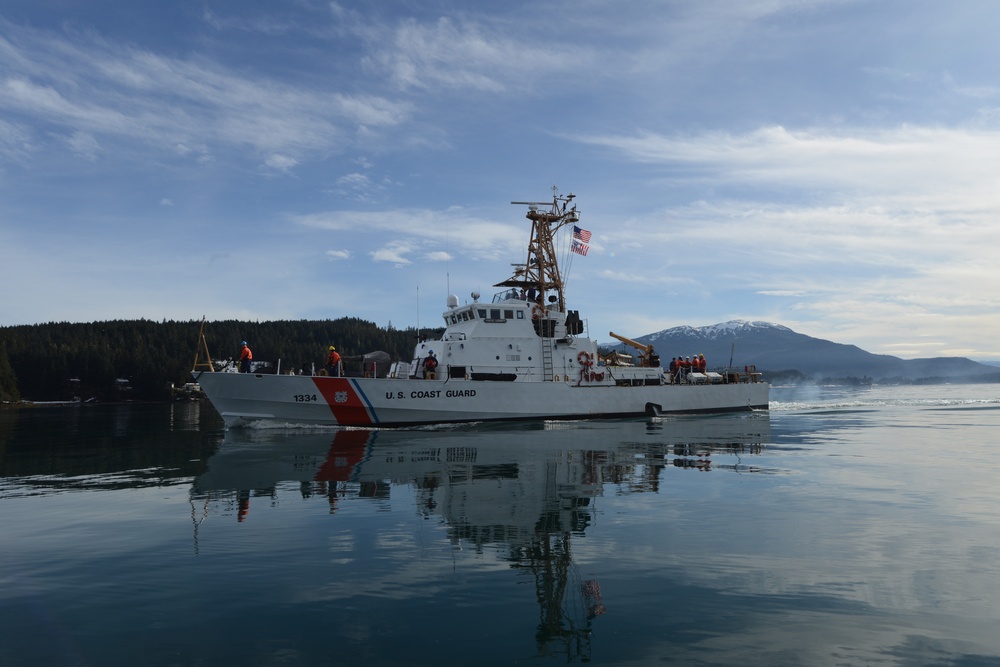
(618, 320, 998, 382)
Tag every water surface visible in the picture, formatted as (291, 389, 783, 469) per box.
(3, 385, 1000, 665)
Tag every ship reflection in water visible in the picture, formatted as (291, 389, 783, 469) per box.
(191, 414, 770, 660)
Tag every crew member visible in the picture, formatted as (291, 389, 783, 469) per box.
(325, 345, 342, 376)
(423, 350, 438, 380)
(697, 354, 707, 372)
(239, 341, 252, 373)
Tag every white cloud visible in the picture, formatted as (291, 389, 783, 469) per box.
(371, 241, 413, 266)
(580, 125, 1000, 209)
(325, 249, 352, 260)
(265, 154, 298, 172)
(0, 23, 412, 168)
(364, 15, 590, 93)
(292, 208, 523, 259)
(759, 290, 806, 297)
(332, 172, 388, 202)
(0, 118, 31, 160)
(598, 269, 697, 289)
(66, 131, 100, 160)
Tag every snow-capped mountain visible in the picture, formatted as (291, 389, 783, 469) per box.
(644, 320, 792, 343)
(617, 320, 997, 381)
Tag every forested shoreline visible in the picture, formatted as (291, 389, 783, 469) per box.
(0, 318, 437, 403)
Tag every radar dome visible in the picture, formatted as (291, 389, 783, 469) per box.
(447, 294, 459, 308)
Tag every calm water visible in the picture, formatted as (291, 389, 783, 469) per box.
(3, 384, 1000, 666)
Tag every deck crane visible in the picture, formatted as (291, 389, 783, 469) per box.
(607, 331, 660, 368)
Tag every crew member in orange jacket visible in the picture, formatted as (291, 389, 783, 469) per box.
(423, 350, 438, 380)
(239, 341, 253, 373)
(325, 345, 342, 376)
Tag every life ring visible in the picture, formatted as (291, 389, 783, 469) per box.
(532, 305, 545, 320)
(577, 351, 593, 367)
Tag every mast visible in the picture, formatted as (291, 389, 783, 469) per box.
(498, 191, 579, 313)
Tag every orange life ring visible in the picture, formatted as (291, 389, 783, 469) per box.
(577, 351, 593, 367)
(532, 305, 545, 320)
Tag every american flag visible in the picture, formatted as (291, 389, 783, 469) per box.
(573, 225, 592, 243)
(571, 240, 589, 256)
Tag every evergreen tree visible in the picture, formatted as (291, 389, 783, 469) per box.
(0, 318, 438, 402)
(0, 342, 19, 402)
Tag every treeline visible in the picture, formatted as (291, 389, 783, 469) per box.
(0, 318, 438, 403)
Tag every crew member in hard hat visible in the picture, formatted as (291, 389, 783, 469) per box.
(423, 350, 438, 380)
(325, 345, 342, 377)
(239, 341, 253, 373)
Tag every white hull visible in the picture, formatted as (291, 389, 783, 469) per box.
(195, 371, 769, 428)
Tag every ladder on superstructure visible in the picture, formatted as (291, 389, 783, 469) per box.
(541, 337, 554, 381)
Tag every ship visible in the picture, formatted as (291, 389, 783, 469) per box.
(194, 192, 769, 428)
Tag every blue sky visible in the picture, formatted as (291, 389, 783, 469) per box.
(2, 1, 999, 360)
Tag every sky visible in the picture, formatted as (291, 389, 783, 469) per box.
(2, 0, 999, 360)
